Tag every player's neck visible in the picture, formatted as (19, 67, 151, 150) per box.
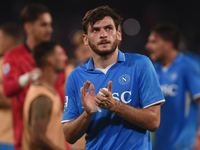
(26, 37, 39, 51)
(93, 49, 118, 69)
(41, 68, 58, 87)
(162, 50, 178, 66)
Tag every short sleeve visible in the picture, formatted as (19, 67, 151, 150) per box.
(138, 57, 165, 108)
(185, 60, 200, 99)
(61, 74, 79, 123)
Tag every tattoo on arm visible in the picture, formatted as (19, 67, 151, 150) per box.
(30, 95, 53, 149)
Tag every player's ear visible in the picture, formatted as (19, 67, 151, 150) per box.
(117, 28, 122, 42)
(24, 22, 32, 34)
(47, 55, 55, 65)
(82, 34, 89, 46)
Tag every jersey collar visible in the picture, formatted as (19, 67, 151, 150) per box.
(86, 49, 125, 71)
(173, 52, 184, 64)
(24, 43, 32, 53)
(155, 52, 184, 71)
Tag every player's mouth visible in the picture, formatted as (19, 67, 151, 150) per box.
(98, 40, 110, 45)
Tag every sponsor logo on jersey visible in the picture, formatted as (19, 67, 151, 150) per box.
(3, 63, 10, 75)
(161, 84, 178, 96)
(119, 74, 130, 85)
(113, 91, 132, 104)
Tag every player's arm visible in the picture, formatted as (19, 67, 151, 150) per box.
(63, 81, 95, 144)
(30, 95, 64, 150)
(3, 56, 42, 97)
(3, 59, 23, 96)
(0, 91, 11, 108)
(95, 81, 161, 132)
(115, 100, 160, 131)
(185, 61, 200, 149)
(117, 102, 160, 132)
(63, 111, 93, 144)
(193, 97, 200, 149)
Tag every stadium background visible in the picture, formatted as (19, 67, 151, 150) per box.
(0, 0, 199, 59)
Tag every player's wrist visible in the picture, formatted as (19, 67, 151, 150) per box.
(110, 98, 120, 113)
(84, 110, 94, 118)
(113, 100, 121, 114)
(18, 72, 30, 88)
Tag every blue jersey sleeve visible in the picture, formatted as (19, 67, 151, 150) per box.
(185, 59, 200, 99)
(62, 73, 79, 123)
(138, 57, 165, 108)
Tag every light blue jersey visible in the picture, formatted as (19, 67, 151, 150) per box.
(0, 143, 14, 150)
(62, 50, 165, 150)
(153, 53, 200, 150)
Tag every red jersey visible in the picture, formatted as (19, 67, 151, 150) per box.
(3, 44, 66, 150)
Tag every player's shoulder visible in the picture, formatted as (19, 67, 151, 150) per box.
(181, 53, 199, 67)
(67, 64, 87, 79)
(4, 44, 26, 58)
(125, 53, 151, 65)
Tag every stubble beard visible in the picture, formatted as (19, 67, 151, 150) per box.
(89, 39, 118, 57)
(54, 66, 64, 74)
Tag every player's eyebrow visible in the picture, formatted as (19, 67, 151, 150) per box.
(104, 24, 113, 28)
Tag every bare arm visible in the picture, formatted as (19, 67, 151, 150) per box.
(0, 89, 11, 108)
(63, 81, 95, 144)
(112, 101, 160, 132)
(95, 81, 161, 132)
(30, 95, 64, 150)
(193, 98, 200, 150)
(63, 111, 93, 144)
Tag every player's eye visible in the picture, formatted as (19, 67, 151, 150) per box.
(92, 28, 99, 32)
(106, 27, 111, 30)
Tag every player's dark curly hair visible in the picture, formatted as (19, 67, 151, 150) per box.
(82, 5, 122, 34)
(151, 23, 181, 50)
(33, 41, 59, 68)
(20, 3, 50, 25)
(0, 22, 23, 44)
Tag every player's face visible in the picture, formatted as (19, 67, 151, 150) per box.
(30, 13, 53, 42)
(53, 45, 67, 73)
(0, 30, 11, 55)
(83, 16, 121, 56)
(145, 32, 167, 62)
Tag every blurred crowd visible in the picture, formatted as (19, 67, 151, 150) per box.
(0, 2, 200, 150)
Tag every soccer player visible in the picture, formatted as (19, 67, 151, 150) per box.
(0, 22, 23, 150)
(2, 4, 67, 150)
(145, 23, 200, 150)
(62, 6, 165, 149)
(22, 41, 67, 150)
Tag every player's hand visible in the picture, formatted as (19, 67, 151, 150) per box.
(95, 81, 117, 112)
(29, 68, 43, 82)
(81, 81, 96, 114)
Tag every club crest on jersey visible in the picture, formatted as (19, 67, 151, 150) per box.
(119, 74, 130, 85)
(170, 73, 178, 81)
(3, 63, 10, 75)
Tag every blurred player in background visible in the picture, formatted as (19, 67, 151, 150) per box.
(66, 30, 91, 78)
(146, 23, 200, 150)
(2, 4, 68, 150)
(0, 22, 23, 150)
(22, 41, 67, 150)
